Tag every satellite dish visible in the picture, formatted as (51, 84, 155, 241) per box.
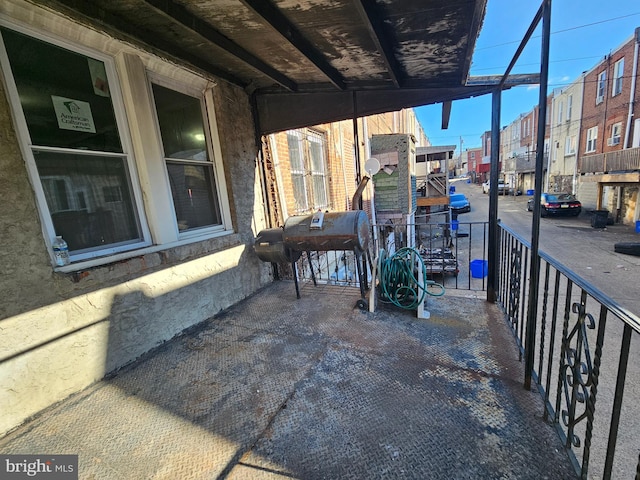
(364, 157, 381, 176)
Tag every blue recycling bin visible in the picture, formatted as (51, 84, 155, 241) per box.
(449, 186, 455, 194)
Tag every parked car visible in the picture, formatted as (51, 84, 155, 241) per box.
(527, 193, 581, 217)
(482, 179, 507, 194)
(449, 193, 471, 214)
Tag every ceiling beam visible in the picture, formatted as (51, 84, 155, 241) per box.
(54, 0, 247, 87)
(239, 0, 347, 90)
(351, 0, 402, 88)
(441, 101, 452, 129)
(142, 0, 297, 92)
(466, 74, 541, 87)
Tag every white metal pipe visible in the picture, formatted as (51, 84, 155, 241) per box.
(624, 31, 639, 149)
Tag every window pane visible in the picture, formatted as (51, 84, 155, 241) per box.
(287, 133, 304, 171)
(34, 151, 141, 252)
(1, 27, 122, 153)
(312, 175, 328, 209)
(167, 162, 221, 231)
(309, 139, 325, 173)
(152, 84, 208, 160)
(292, 174, 308, 211)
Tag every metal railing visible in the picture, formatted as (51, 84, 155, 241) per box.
(497, 222, 640, 479)
(580, 147, 640, 174)
(282, 216, 490, 292)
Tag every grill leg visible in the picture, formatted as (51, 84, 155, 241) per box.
(306, 251, 317, 286)
(292, 260, 300, 299)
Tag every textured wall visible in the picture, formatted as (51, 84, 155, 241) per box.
(0, 45, 272, 436)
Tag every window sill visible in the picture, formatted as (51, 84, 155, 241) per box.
(54, 229, 237, 274)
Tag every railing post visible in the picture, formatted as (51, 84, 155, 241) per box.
(525, 0, 552, 390)
(487, 89, 501, 303)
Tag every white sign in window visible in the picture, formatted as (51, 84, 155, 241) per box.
(52, 95, 96, 133)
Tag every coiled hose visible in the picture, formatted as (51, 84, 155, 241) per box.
(378, 247, 445, 310)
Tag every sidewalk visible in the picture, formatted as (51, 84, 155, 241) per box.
(0, 282, 577, 479)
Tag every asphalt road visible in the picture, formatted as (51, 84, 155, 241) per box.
(452, 178, 640, 318)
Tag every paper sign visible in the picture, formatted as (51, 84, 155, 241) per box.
(52, 95, 96, 133)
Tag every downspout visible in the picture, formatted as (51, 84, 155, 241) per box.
(623, 28, 639, 149)
(546, 95, 555, 191)
(338, 123, 350, 210)
(268, 134, 289, 223)
(250, 92, 272, 228)
(574, 74, 586, 195)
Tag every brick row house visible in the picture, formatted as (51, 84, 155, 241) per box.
(577, 28, 640, 224)
(264, 111, 429, 227)
(498, 27, 640, 225)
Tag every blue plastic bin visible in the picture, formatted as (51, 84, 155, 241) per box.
(470, 259, 488, 278)
(449, 186, 456, 194)
(451, 219, 459, 231)
(526, 189, 534, 196)
(636, 220, 640, 234)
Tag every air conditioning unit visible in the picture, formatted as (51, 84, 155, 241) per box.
(607, 137, 621, 146)
(596, 95, 604, 105)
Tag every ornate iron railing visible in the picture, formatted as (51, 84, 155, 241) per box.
(497, 222, 640, 479)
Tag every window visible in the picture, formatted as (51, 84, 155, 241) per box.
(596, 71, 606, 104)
(586, 127, 598, 153)
(613, 59, 624, 96)
(557, 102, 563, 125)
(609, 123, 622, 146)
(565, 136, 576, 155)
(0, 26, 145, 258)
(0, 22, 232, 268)
(567, 95, 573, 121)
(151, 83, 221, 232)
(287, 129, 329, 212)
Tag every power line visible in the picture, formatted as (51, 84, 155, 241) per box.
(472, 55, 603, 72)
(475, 12, 640, 51)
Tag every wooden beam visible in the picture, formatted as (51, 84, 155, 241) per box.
(352, 0, 402, 88)
(417, 196, 450, 207)
(143, 0, 297, 91)
(441, 101, 452, 129)
(239, 0, 346, 90)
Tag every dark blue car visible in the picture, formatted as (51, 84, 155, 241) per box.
(450, 193, 471, 214)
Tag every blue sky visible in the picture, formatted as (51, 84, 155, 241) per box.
(415, 0, 640, 150)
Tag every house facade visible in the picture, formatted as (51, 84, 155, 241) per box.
(578, 29, 640, 223)
(264, 111, 429, 227)
(0, 1, 274, 435)
(548, 77, 584, 195)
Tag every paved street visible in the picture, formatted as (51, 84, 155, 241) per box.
(452, 178, 640, 317)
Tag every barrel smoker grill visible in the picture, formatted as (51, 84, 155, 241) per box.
(254, 211, 371, 307)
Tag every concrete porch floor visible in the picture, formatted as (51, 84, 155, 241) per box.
(0, 281, 577, 479)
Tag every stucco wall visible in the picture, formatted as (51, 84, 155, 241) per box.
(0, 43, 272, 436)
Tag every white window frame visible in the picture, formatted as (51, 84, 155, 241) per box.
(0, 14, 233, 270)
(0, 20, 152, 265)
(565, 136, 576, 155)
(567, 94, 573, 121)
(609, 122, 622, 146)
(596, 71, 606, 104)
(286, 128, 330, 213)
(557, 102, 563, 125)
(147, 74, 231, 240)
(586, 127, 598, 153)
(612, 58, 624, 96)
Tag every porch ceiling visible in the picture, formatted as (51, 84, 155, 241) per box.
(44, 0, 516, 134)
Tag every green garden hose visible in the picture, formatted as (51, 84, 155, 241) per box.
(377, 247, 445, 310)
